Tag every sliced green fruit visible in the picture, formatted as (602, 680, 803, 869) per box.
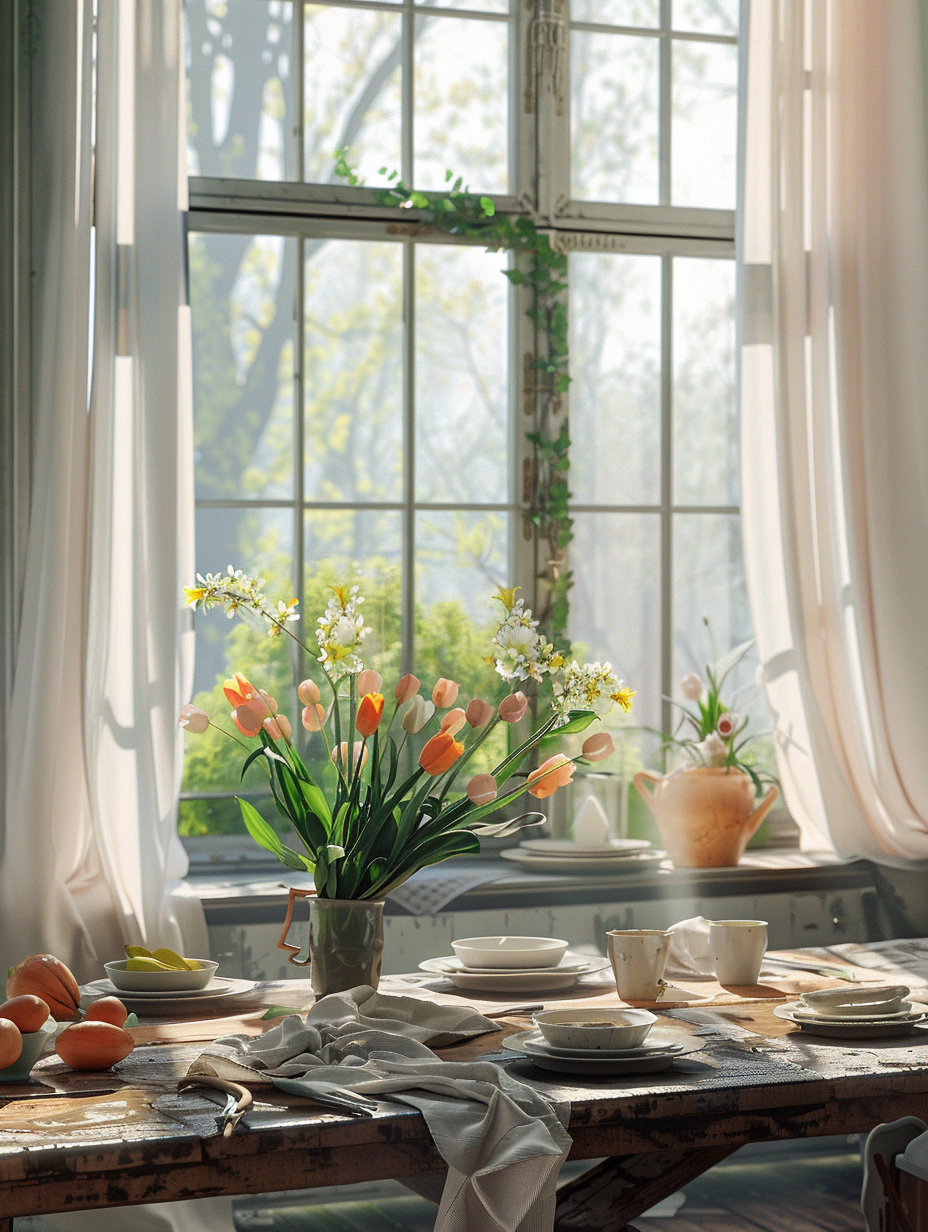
(125, 945, 153, 959)
(125, 957, 175, 971)
(152, 947, 194, 971)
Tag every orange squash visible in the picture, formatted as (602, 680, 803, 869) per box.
(0, 1019, 23, 1069)
(6, 954, 81, 1022)
(84, 996, 128, 1028)
(55, 1021, 134, 1071)
(0, 995, 49, 1034)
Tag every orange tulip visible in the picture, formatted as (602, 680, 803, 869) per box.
(466, 698, 495, 729)
(357, 669, 383, 696)
(356, 692, 385, 737)
(432, 678, 460, 708)
(499, 691, 528, 723)
(302, 703, 326, 732)
(223, 672, 257, 708)
(264, 715, 292, 742)
(396, 673, 420, 703)
(298, 679, 321, 706)
(419, 731, 465, 776)
(439, 707, 467, 736)
(466, 774, 498, 806)
(232, 702, 265, 737)
(527, 754, 575, 799)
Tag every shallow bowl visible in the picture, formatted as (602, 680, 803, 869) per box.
(451, 937, 569, 970)
(799, 984, 909, 1018)
(533, 1007, 657, 1050)
(0, 1020, 56, 1083)
(104, 959, 218, 992)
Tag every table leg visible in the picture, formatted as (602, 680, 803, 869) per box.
(554, 1144, 740, 1231)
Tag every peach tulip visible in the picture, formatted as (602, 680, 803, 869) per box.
(431, 678, 459, 708)
(232, 702, 265, 737)
(258, 689, 277, 713)
(264, 714, 292, 742)
(178, 704, 210, 734)
(356, 692, 385, 737)
(439, 707, 467, 736)
(396, 674, 420, 703)
(498, 691, 528, 724)
(419, 731, 465, 776)
(357, 669, 383, 697)
(466, 698, 495, 729)
(301, 703, 326, 732)
(581, 732, 615, 762)
(332, 741, 369, 771)
(527, 753, 575, 799)
(223, 672, 258, 708)
(401, 695, 434, 734)
(466, 774, 498, 806)
(298, 679, 321, 706)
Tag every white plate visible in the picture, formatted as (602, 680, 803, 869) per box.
(777, 1000, 927, 1024)
(504, 1030, 702, 1075)
(519, 839, 652, 856)
(83, 977, 254, 1014)
(516, 1026, 686, 1060)
(420, 953, 605, 977)
(501, 849, 667, 874)
(774, 1004, 928, 1039)
(418, 956, 611, 994)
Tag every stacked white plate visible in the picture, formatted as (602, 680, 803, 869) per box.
(419, 953, 611, 992)
(83, 976, 255, 1016)
(774, 984, 928, 1038)
(504, 1025, 702, 1076)
(500, 838, 666, 874)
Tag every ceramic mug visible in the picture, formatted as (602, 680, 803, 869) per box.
(607, 929, 672, 1000)
(709, 919, 768, 985)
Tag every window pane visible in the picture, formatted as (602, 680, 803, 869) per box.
(190, 232, 295, 501)
(419, 0, 508, 14)
(672, 0, 738, 35)
(304, 7, 402, 185)
(304, 239, 403, 503)
(570, 253, 662, 506)
(571, 32, 659, 204)
(673, 257, 736, 506)
(185, 1, 295, 181)
(416, 510, 509, 625)
(570, 0, 659, 27)
(415, 245, 509, 503)
(672, 38, 738, 208)
(569, 512, 661, 729)
(414, 16, 508, 193)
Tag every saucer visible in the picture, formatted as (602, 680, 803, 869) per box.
(418, 953, 610, 993)
(778, 1000, 926, 1024)
(504, 1029, 702, 1075)
(518, 1026, 685, 1060)
(774, 1003, 928, 1039)
(500, 849, 667, 874)
(518, 838, 653, 856)
(421, 954, 602, 977)
(83, 977, 254, 1015)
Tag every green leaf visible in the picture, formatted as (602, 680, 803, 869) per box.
(261, 1005, 304, 1021)
(479, 196, 496, 216)
(236, 798, 313, 872)
(299, 780, 332, 826)
(554, 710, 598, 734)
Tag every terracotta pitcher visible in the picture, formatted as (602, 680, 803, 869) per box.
(634, 766, 778, 868)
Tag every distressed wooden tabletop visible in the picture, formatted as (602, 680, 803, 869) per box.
(1, 947, 927, 1226)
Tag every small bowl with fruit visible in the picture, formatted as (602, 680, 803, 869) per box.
(0, 994, 58, 1083)
(105, 946, 217, 993)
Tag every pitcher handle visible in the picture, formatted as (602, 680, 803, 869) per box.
(746, 783, 779, 839)
(633, 770, 661, 817)
(277, 887, 316, 967)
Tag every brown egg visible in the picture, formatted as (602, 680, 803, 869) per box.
(0, 1018, 23, 1068)
(84, 996, 128, 1028)
(55, 1021, 134, 1071)
(0, 995, 50, 1034)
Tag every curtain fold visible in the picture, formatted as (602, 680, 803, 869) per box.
(739, 0, 928, 860)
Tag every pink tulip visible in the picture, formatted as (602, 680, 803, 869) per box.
(357, 669, 383, 696)
(178, 704, 210, 734)
(298, 679, 321, 706)
(439, 707, 467, 736)
(432, 678, 460, 708)
(527, 754, 575, 799)
(466, 774, 498, 806)
(301, 703, 326, 732)
(466, 698, 495, 728)
(232, 702, 265, 737)
(499, 691, 528, 724)
(332, 741, 369, 771)
(263, 714, 292, 742)
(582, 732, 615, 762)
(396, 674, 420, 703)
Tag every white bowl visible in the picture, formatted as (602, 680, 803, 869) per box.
(533, 1008, 657, 1050)
(104, 959, 218, 992)
(451, 937, 569, 970)
(799, 984, 910, 1018)
(0, 1020, 56, 1084)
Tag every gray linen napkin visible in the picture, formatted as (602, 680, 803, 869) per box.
(187, 985, 571, 1232)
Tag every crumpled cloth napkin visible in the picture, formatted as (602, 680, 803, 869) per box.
(187, 985, 571, 1232)
(664, 916, 716, 979)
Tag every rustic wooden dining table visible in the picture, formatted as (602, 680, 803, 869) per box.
(1, 943, 927, 1231)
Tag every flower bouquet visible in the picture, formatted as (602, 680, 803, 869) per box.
(180, 573, 633, 989)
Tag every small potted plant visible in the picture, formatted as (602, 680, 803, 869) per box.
(634, 636, 778, 868)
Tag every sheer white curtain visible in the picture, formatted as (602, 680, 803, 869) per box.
(0, 0, 207, 984)
(739, 0, 928, 860)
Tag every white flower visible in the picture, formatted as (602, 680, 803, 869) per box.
(550, 660, 631, 722)
(696, 731, 728, 766)
(401, 696, 435, 735)
(680, 673, 704, 700)
(716, 712, 739, 738)
(490, 589, 555, 683)
(315, 584, 370, 676)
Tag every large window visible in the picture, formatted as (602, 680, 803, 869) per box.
(182, 0, 754, 841)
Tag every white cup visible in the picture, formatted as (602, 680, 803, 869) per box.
(607, 929, 672, 1001)
(709, 919, 768, 985)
